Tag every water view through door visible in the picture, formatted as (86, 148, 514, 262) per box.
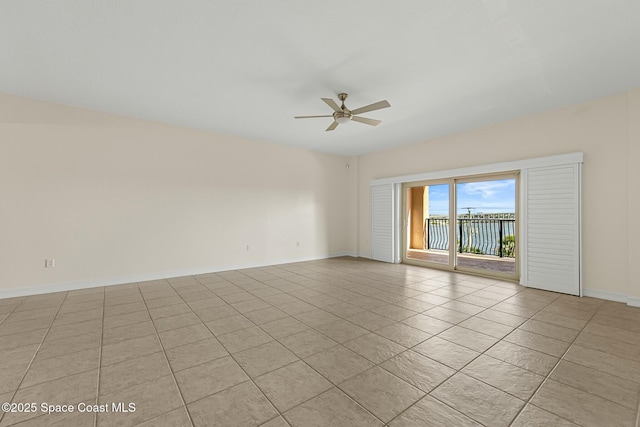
(403, 174, 518, 279)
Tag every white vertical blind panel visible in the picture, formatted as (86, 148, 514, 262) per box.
(525, 164, 580, 295)
(371, 184, 394, 263)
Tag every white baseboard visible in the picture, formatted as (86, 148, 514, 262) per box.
(627, 295, 640, 308)
(0, 253, 359, 300)
(5, 257, 637, 308)
(327, 252, 358, 259)
(582, 288, 633, 304)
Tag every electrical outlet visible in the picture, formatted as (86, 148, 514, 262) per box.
(246, 245, 251, 251)
(296, 241, 300, 247)
(45, 259, 55, 268)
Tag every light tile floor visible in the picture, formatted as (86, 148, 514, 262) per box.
(1, 257, 639, 426)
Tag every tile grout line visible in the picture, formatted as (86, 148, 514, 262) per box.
(504, 295, 600, 425)
(427, 293, 557, 359)
(164, 270, 620, 426)
(0, 296, 54, 420)
(331, 361, 421, 427)
(0, 291, 70, 426)
(197, 270, 519, 426)
(193, 274, 351, 411)
(506, 298, 604, 426)
(226, 270, 510, 422)
(92, 284, 189, 426)
(382, 289, 575, 426)
(379, 326, 505, 423)
(138, 282, 196, 427)
(173, 270, 635, 427)
(183, 272, 374, 418)
(0, 297, 32, 426)
(3, 261, 638, 427)
(190, 274, 389, 426)
(0, 297, 24, 328)
(177, 278, 292, 427)
(93, 285, 106, 427)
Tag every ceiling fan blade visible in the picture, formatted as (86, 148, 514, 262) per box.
(322, 98, 342, 113)
(294, 115, 333, 119)
(351, 116, 381, 126)
(326, 121, 339, 131)
(351, 100, 390, 115)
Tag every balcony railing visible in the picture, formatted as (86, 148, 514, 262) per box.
(425, 218, 516, 258)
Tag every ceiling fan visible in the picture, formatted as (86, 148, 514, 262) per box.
(295, 93, 390, 131)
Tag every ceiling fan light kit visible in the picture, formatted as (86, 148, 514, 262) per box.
(334, 113, 352, 124)
(295, 93, 390, 131)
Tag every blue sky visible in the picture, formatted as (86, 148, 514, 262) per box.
(427, 179, 516, 215)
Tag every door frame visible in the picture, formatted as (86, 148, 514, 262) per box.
(452, 172, 520, 281)
(401, 172, 520, 281)
(401, 179, 456, 271)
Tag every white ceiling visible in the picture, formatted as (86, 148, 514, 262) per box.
(2, 1, 639, 156)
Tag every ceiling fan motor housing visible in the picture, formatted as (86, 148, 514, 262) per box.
(334, 111, 352, 123)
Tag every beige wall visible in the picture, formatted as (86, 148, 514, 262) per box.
(2, 89, 639, 302)
(358, 91, 635, 298)
(0, 94, 356, 294)
(628, 88, 640, 303)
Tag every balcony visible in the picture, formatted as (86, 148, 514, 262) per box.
(406, 217, 516, 275)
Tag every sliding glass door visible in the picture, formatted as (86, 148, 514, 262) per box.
(402, 173, 519, 280)
(455, 176, 517, 277)
(404, 182, 451, 266)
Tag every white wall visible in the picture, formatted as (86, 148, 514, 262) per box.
(0, 94, 356, 295)
(358, 90, 637, 300)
